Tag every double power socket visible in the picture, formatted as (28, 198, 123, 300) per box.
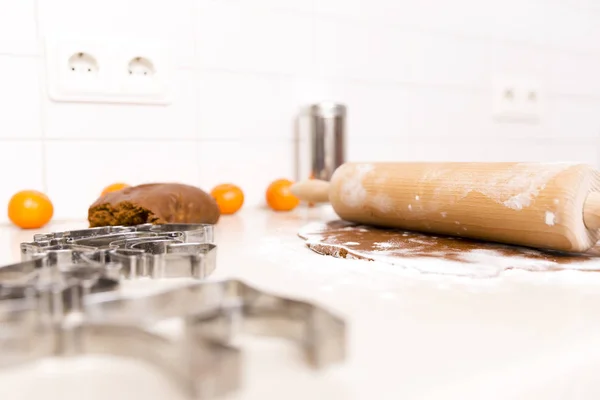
(491, 76, 542, 123)
(45, 36, 174, 105)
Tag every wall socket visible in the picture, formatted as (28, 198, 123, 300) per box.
(45, 36, 174, 105)
(492, 76, 542, 123)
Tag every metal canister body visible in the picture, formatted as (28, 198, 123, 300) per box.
(295, 102, 346, 182)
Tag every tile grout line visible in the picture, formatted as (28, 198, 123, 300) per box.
(193, 0, 203, 184)
(190, 63, 600, 102)
(190, 65, 600, 102)
(0, 53, 40, 58)
(32, 0, 48, 194)
(0, 137, 297, 142)
(311, 10, 600, 60)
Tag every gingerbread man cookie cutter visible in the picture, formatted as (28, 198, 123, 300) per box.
(0, 223, 347, 399)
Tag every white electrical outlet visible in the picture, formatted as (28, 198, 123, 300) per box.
(492, 76, 542, 123)
(45, 36, 173, 105)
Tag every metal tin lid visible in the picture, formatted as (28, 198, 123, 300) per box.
(308, 102, 347, 118)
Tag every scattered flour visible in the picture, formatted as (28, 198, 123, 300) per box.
(440, 212, 447, 218)
(297, 221, 600, 281)
(545, 211, 556, 226)
(366, 252, 503, 278)
(295, 221, 327, 234)
(339, 163, 374, 208)
(408, 238, 432, 245)
(427, 163, 572, 211)
(408, 204, 413, 211)
(344, 241, 360, 246)
(253, 222, 600, 299)
(343, 226, 369, 233)
(415, 195, 420, 201)
(371, 194, 394, 213)
(459, 249, 557, 271)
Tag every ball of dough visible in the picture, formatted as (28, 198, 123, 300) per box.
(88, 183, 220, 227)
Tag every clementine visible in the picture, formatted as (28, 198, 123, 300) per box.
(8, 190, 54, 229)
(266, 179, 299, 211)
(101, 182, 130, 196)
(210, 183, 244, 215)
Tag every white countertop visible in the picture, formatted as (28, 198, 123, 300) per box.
(2, 206, 600, 400)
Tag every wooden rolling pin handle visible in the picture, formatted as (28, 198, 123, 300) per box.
(290, 179, 331, 203)
(584, 192, 600, 230)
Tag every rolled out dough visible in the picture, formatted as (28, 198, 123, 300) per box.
(298, 220, 600, 278)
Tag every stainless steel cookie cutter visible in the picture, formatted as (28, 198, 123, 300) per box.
(20, 223, 217, 280)
(0, 223, 347, 399)
(0, 280, 244, 399)
(85, 279, 346, 368)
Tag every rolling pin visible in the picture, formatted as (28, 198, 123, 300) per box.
(290, 162, 600, 253)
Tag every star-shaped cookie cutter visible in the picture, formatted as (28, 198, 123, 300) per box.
(0, 223, 347, 399)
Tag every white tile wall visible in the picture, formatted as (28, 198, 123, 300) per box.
(0, 57, 43, 139)
(0, 0, 597, 222)
(347, 137, 599, 165)
(45, 140, 200, 219)
(37, 0, 196, 67)
(196, 1, 313, 74)
(197, 139, 294, 207)
(0, 142, 45, 223)
(196, 70, 297, 140)
(0, 1, 38, 56)
(44, 70, 198, 140)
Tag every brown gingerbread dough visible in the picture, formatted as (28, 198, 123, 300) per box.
(298, 220, 600, 277)
(88, 183, 220, 227)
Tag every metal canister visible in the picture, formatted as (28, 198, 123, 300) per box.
(295, 102, 346, 182)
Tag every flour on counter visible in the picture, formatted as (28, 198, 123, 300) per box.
(408, 238, 432, 245)
(297, 220, 600, 279)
